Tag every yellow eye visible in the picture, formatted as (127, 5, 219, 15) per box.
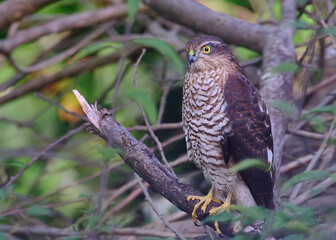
(202, 45, 212, 54)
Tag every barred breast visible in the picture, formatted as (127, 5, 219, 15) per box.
(182, 69, 238, 198)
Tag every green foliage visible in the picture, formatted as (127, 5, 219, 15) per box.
(26, 205, 52, 217)
(272, 62, 300, 74)
(320, 27, 336, 36)
(91, 145, 119, 160)
(58, 237, 82, 240)
(128, 88, 158, 125)
(292, 20, 311, 30)
(304, 105, 336, 115)
(203, 211, 235, 223)
(127, 0, 142, 23)
(281, 170, 329, 193)
(131, 38, 184, 76)
(229, 159, 269, 172)
(271, 100, 297, 117)
(72, 42, 117, 64)
(234, 47, 259, 61)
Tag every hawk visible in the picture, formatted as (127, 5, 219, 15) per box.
(182, 35, 275, 231)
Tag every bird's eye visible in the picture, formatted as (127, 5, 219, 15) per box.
(202, 45, 212, 54)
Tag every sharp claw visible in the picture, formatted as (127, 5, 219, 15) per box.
(194, 221, 202, 226)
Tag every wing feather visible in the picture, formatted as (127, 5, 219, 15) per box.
(222, 72, 275, 209)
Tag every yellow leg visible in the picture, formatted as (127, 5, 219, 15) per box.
(209, 191, 234, 234)
(187, 187, 222, 223)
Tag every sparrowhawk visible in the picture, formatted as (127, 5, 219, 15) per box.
(182, 35, 275, 232)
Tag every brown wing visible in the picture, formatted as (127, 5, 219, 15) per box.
(222, 71, 275, 209)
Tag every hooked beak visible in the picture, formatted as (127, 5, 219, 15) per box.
(188, 50, 198, 65)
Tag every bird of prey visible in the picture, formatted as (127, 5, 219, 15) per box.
(182, 35, 275, 232)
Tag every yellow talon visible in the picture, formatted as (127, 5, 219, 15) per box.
(209, 192, 233, 234)
(187, 187, 222, 223)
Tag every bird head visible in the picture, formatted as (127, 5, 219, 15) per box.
(185, 35, 238, 72)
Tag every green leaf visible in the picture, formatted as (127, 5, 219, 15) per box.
(127, 0, 142, 23)
(202, 211, 234, 223)
(304, 105, 336, 115)
(128, 88, 158, 124)
(285, 221, 312, 234)
(273, 210, 291, 229)
(306, 115, 326, 133)
(5, 159, 25, 168)
(229, 159, 269, 172)
(271, 100, 297, 117)
(72, 42, 116, 63)
(292, 21, 311, 30)
(281, 170, 329, 193)
(272, 62, 299, 74)
(283, 234, 305, 240)
(331, 173, 336, 182)
(283, 202, 315, 225)
(58, 237, 82, 240)
(26, 205, 52, 217)
(320, 27, 336, 36)
(230, 205, 269, 221)
(0, 232, 10, 240)
(131, 38, 184, 76)
(91, 145, 118, 160)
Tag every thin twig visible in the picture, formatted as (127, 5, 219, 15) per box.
(139, 105, 177, 176)
(292, 177, 335, 205)
(6, 22, 115, 73)
(112, 22, 132, 111)
(133, 49, 176, 176)
(134, 48, 147, 87)
(127, 122, 183, 132)
(3, 124, 86, 188)
(1, 161, 123, 217)
(157, 80, 175, 124)
(289, 116, 336, 199)
(135, 173, 186, 240)
(36, 92, 88, 121)
(280, 154, 313, 175)
(306, 73, 336, 96)
(91, 159, 109, 239)
(288, 129, 325, 140)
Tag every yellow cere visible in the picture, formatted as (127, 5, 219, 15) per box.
(189, 49, 195, 56)
(202, 45, 212, 54)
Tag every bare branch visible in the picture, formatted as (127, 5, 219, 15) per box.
(7, 22, 115, 73)
(73, 91, 235, 237)
(0, 4, 147, 53)
(3, 124, 86, 188)
(289, 116, 336, 200)
(144, 0, 271, 52)
(135, 173, 186, 240)
(0, 45, 140, 105)
(0, 0, 57, 30)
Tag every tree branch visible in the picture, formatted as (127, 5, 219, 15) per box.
(144, 0, 272, 52)
(73, 91, 235, 237)
(0, 46, 140, 105)
(0, 0, 57, 30)
(0, 3, 147, 53)
(260, 0, 298, 208)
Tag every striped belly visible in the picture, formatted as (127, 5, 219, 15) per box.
(186, 117, 238, 197)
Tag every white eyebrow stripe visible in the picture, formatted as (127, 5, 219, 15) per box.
(201, 41, 222, 47)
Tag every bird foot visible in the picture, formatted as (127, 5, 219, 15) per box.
(187, 188, 222, 224)
(209, 192, 234, 234)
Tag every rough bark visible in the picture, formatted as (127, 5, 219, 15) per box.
(260, 0, 297, 208)
(95, 111, 235, 236)
(144, 0, 272, 52)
